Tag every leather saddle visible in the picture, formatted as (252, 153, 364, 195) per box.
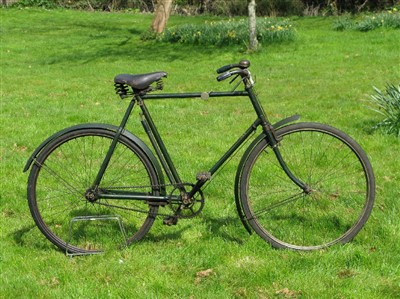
(114, 72, 167, 91)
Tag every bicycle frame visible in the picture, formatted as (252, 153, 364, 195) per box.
(23, 60, 376, 252)
(94, 84, 308, 204)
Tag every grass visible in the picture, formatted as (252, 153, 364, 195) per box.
(1, 7, 400, 298)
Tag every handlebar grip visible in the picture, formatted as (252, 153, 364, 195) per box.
(217, 71, 232, 81)
(216, 64, 238, 74)
(216, 60, 251, 74)
(217, 69, 249, 82)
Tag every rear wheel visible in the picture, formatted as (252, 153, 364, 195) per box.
(239, 122, 375, 250)
(27, 128, 160, 254)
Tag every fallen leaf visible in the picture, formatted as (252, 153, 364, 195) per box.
(13, 143, 27, 152)
(275, 287, 301, 298)
(338, 268, 357, 279)
(383, 176, 392, 181)
(195, 268, 214, 284)
(50, 277, 60, 287)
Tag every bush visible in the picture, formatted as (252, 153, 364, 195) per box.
(333, 8, 400, 31)
(158, 18, 296, 47)
(332, 14, 355, 30)
(11, 0, 58, 9)
(357, 10, 400, 31)
(170, 0, 304, 16)
(368, 84, 400, 137)
(11, 0, 151, 10)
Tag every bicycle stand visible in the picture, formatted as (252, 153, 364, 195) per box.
(66, 215, 128, 257)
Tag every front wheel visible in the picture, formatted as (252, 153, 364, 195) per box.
(239, 122, 375, 250)
(27, 128, 160, 254)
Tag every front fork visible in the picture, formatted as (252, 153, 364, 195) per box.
(263, 123, 311, 193)
(246, 82, 311, 194)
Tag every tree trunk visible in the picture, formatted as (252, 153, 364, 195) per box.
(152, 0, 174, 34)
(248, 0, 258, 51)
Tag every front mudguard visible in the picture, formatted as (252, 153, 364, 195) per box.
(23, 123, 166, 194)
(234, 114, 300, 234)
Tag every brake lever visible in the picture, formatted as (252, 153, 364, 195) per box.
(229, 74, 239, 84)
(231, 76, 245, 92)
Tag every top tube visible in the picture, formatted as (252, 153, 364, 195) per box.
(140, 91, 249, 100)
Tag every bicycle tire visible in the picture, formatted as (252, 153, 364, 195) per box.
(239, 122, 375, 250)
(27, 128, 160, 254)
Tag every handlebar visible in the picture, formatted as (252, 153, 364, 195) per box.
(216, 59, 251, 82)
(216, 64, 239, 74)
(216, 69, 249, 82)
(216, 59, 250, 74)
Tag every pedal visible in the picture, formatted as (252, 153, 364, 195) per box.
(163, 216, 178, 226)
(196, 172, 211, 182)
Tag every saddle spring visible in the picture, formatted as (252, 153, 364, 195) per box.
(154, 79, 164, 91)
(114, 79, 164, 99)
(144, 79, 165, 94)
(114, 83, 133, 99)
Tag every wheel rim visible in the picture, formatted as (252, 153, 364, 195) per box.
(243, 125, 373, 250)
(28, 130, 159, 253)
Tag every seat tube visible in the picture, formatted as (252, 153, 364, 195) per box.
(137, 96, 184, 188)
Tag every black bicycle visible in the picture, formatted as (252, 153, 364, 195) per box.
(24, 60, 375, 254)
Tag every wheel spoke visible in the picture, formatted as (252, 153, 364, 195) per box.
(251, 191, 304, 218)
(36, 160, 84, 198)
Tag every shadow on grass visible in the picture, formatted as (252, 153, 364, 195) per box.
(201, 215, 247, 244)
(11, 224, 57, 251)
(41, 33, 239, 66)
(357, 119, 380, 135)
(12, 215, 246, 253)
(144, 215, 246, 245)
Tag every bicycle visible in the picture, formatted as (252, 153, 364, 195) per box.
(24, 60, 375, 254)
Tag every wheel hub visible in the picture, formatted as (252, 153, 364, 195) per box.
(303, 184, 313, 195)
(85, 189, 98, 202)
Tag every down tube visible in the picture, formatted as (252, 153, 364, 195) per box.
(188, 118, 262, 197)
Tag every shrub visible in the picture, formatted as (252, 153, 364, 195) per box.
(368, 84, 400, 137)
(158, 18, 296, 47)
(332, 15, 354, 31)
(11, 0, 58, 9)
(11, 0, 149, 10)
(357, 11, 400, 31)
(173, 0, 304, 16)
(333, 8, 400, 31)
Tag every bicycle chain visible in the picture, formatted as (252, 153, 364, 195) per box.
(100, 182, 174, 190)
(96, 182, 199, 219)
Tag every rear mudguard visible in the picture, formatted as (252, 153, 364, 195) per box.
(234, 114, 300, 234)
(23, 123, 166, 195)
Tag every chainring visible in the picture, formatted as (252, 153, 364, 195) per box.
(169, 183, 205, 218)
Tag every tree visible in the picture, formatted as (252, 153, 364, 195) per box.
(248, 0, 258, 51)
(151, 0, 174, 33)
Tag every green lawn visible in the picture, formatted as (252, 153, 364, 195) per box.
(1, 8, 399, 298)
